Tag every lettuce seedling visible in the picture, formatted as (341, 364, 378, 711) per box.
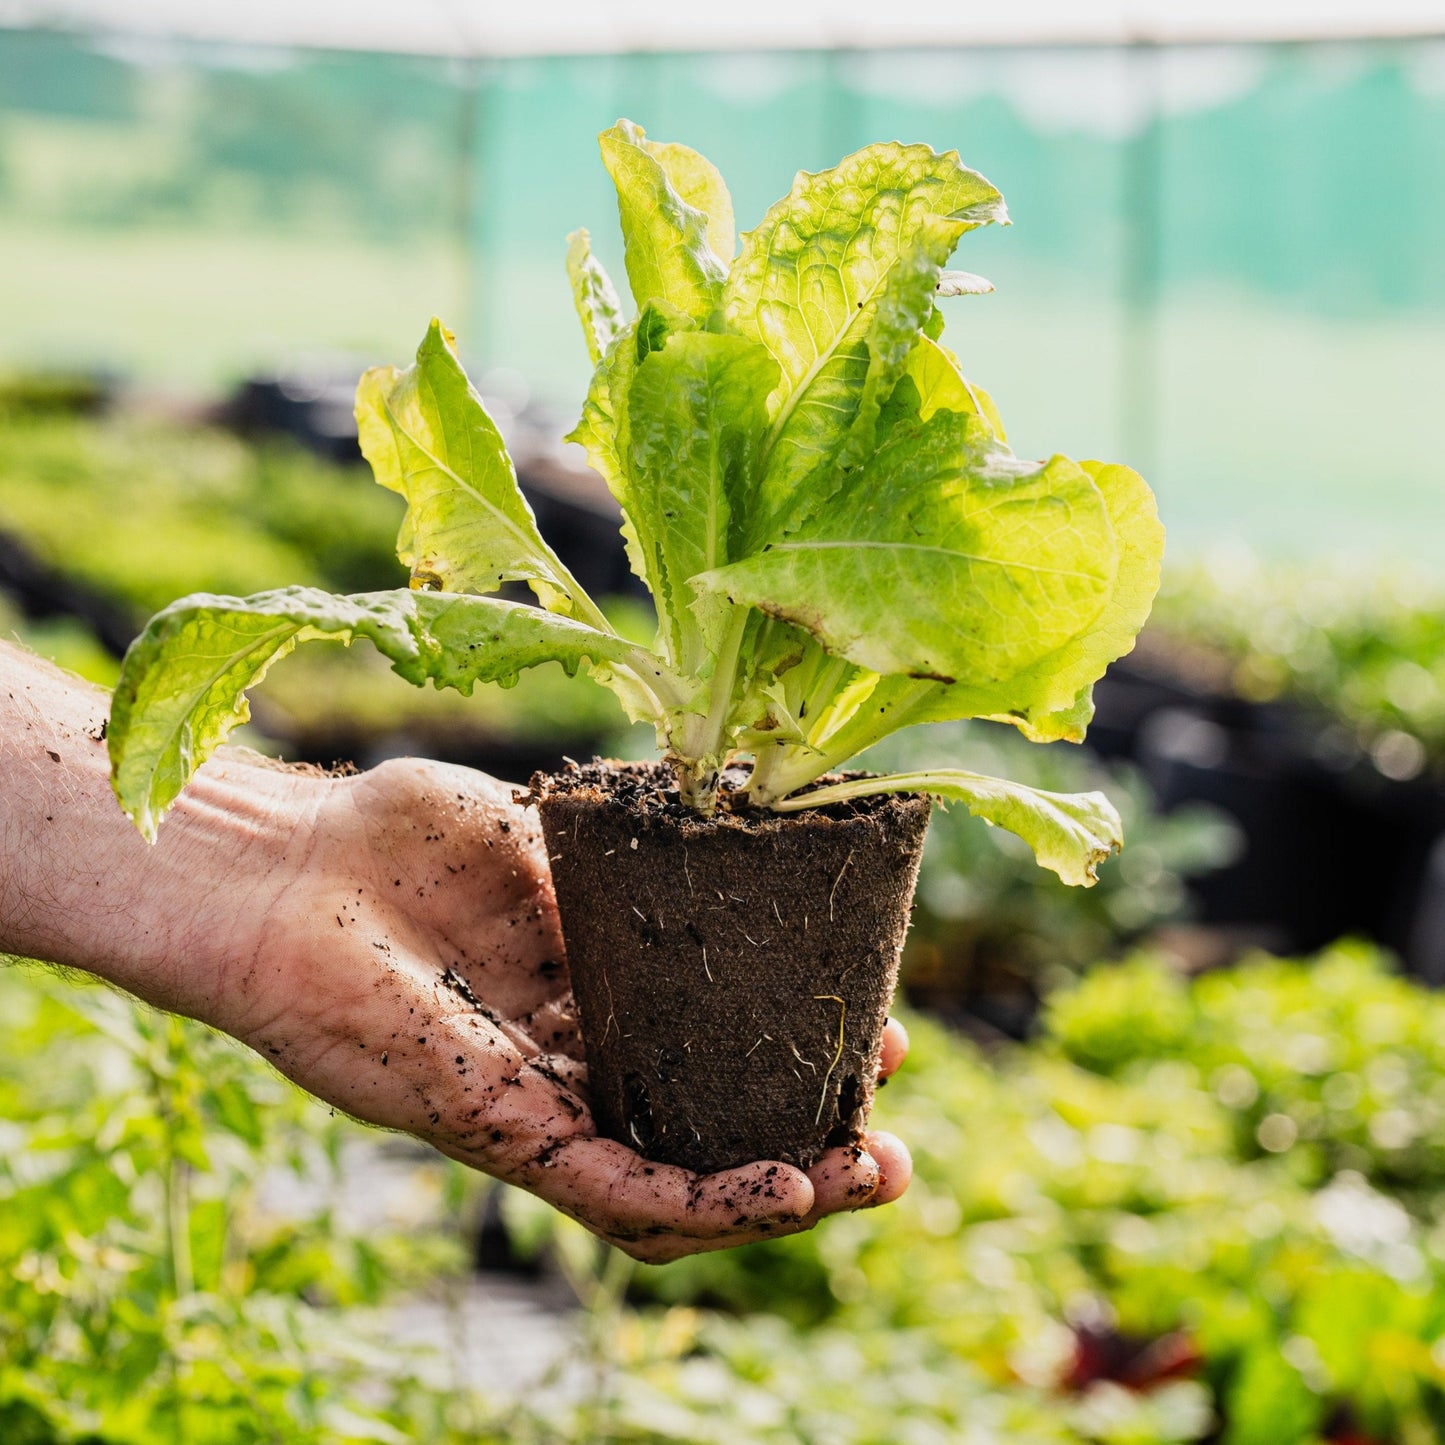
(109, 121, 1163, 886)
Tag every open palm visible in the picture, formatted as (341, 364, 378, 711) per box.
(224, 757, 911, 1262)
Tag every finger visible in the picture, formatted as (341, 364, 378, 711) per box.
(806, 1141, 881, 1215)
(783, 1133, 907, 1225)
(531, 1052, 589, 1102)
(512, 993, 586, 1063)
(619, 1135, 903, 1262)
(518, 1136, 813, 1248)
(878, 1017, 909, 1080)
(860, 1130, 912, 1207)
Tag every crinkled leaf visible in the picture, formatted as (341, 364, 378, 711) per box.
(565, 228, 624, 365)
(355, 319, 582, 616)
(901, 460, 1163, 740)
(109, 586, 647, 840)
(566, 303, 694, 646)
(904, 333, 1007, 442)
(637, 136, 735, 262)
(725, 142, 1007, 543)
(785, 769, 1123, 886)
(694, 407, 1116, 685)
(625, 331, 778, 663)
(599, 119, 728, 322)
(921, 769, 1123, 886)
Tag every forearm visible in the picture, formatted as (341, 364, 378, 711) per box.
(0, 641, 316, 1020)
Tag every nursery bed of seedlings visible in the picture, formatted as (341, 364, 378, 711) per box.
(8, 943, 1445, 1444)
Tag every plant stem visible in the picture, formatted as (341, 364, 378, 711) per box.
(166, 1155, 194, 1300)
(742, 738, 792, 802)
(557, 1240, 635, 1442)
(150, 1022, 194, 1303)
(676, 607, 750, 812)
(768, 770, 942, 811)
(703, 608, 750, 749)
(753, 679, 938, 805)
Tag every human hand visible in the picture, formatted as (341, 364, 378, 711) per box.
(0, 647, 910, 1261)
(173, 756, 914, 1263)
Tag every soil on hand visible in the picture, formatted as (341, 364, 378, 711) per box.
(532, 760, 930, 1174)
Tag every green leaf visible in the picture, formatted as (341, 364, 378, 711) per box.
(109, 586, 651, 840)
(566, 304, 695, 645)
(902, 459, 1163, 741)
(355, 318, 595, 622)
(210, 1078, 265, 1149)
(565, 228, 624, 365)
(775, 769, 1123, 886)
(624, 330, 778, 665)
(725, 142, 1007, 542)
(598, 119, 729, 321)
(636, 135, 735, 263)
(904, 333, 1007, 442)
(930, 770, 1122, 887)
(1220, 1346, 1325, 1445)
(694, 407, 1116, 686)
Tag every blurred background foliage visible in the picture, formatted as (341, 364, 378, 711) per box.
(13, 945, 1445, 1442)
(3, 11, 1445, 1444)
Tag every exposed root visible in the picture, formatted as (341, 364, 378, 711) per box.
(600, 968, 619, 1045)
(828, 850, 855, 922)
(812, 994, 847, 1124)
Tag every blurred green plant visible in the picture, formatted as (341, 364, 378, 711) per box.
(1151, 555, 1445, 779)
(0, 411, 641, 758)
(0, 958, 502, 1444)
(1048, 942, 1445, 1203)
(0, 372, 109, 418)
(506, 942, 1445, 1444)
(10, 853, 1445, 1440)
(0, 595, 119, 689)
(0, 412, 405, 612)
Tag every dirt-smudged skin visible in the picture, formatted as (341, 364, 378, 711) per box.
(533, 760, 931, 1175)
(232, 763, 584, 1160)
(218, 759, 834, 1257)
(6, 643, 916, 1263)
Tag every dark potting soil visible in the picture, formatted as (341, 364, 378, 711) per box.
(530, 759, 930, 1174)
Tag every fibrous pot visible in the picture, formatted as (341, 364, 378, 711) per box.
(532, 760, 931, 1174)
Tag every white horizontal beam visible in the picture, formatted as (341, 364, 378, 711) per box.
(1, 0, 1442, 55)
